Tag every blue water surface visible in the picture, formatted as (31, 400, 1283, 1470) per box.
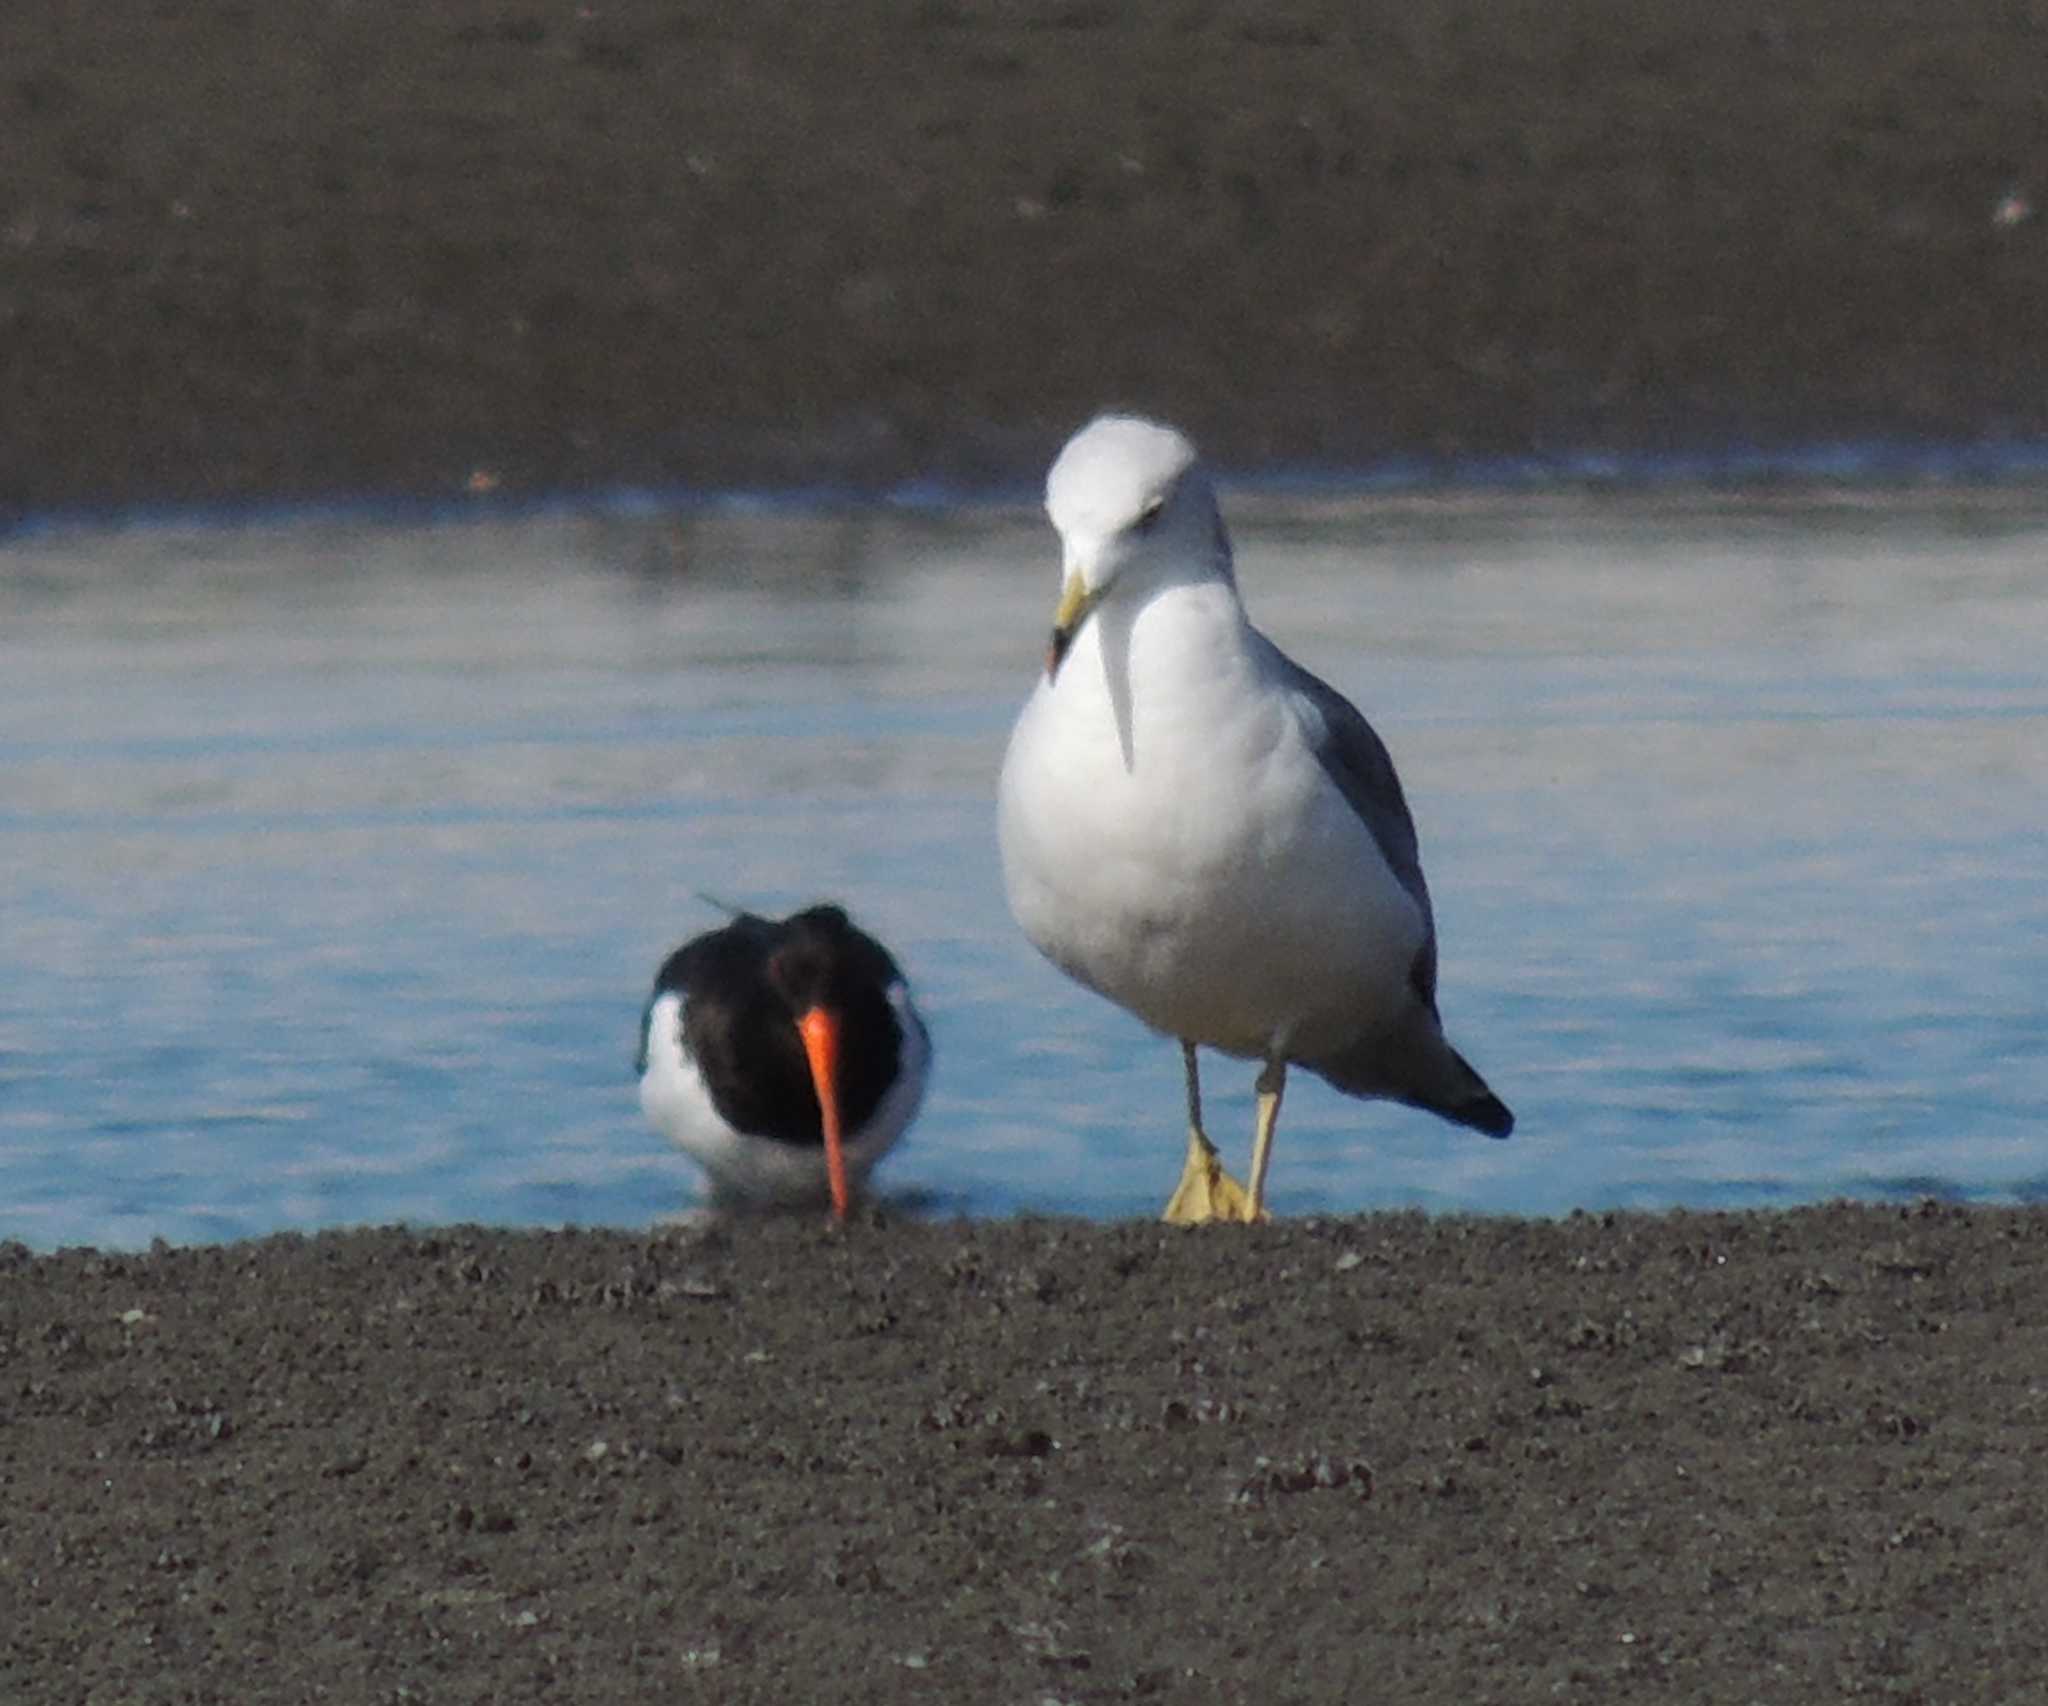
(2, 488, 2044, 1248)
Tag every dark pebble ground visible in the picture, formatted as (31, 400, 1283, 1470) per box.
(7, 1206, 2048, 1702)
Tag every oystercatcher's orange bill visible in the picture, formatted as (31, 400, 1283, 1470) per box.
(796, 1006, 849, 1219)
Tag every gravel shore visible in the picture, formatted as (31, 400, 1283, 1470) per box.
(8, 1204, 2047, 1702)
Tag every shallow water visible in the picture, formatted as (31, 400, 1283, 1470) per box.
(3, 490, 2044, 1249)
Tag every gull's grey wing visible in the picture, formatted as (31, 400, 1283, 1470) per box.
(1261, 639, 1440, 1008)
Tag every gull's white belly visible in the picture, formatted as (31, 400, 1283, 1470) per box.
(998, 617, 1425, 1061)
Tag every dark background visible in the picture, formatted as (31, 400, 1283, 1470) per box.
(5, 0, 2046, 514)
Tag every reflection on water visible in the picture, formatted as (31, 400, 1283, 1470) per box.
(3, 491, 2045, 1248)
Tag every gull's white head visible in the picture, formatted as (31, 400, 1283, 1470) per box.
(1042, 414, 1232, 676)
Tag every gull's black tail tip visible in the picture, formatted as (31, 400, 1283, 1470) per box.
(1459, 1091, 1515, 1140)
(1444, 1049, 1514, 1140)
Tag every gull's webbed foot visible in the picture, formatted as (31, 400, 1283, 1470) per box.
(1162, 1126, 1267, 1225)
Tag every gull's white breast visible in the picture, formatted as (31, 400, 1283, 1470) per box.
(998, 582, 1425, 1062)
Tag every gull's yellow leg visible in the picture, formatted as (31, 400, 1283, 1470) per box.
(1163, 1042, 1262, 1224)
(1245, 1057, 1287, 1221)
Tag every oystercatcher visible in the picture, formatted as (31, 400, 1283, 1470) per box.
(636, 904, 930, 1217)
(997, 415, 1512, 1224)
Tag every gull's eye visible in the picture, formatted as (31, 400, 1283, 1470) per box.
(1132, 496, 1167, 536)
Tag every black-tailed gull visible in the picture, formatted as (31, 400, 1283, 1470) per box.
(997, 415, 1511, 1223)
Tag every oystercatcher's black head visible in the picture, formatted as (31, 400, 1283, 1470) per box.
(642, 905, 915, 1218)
